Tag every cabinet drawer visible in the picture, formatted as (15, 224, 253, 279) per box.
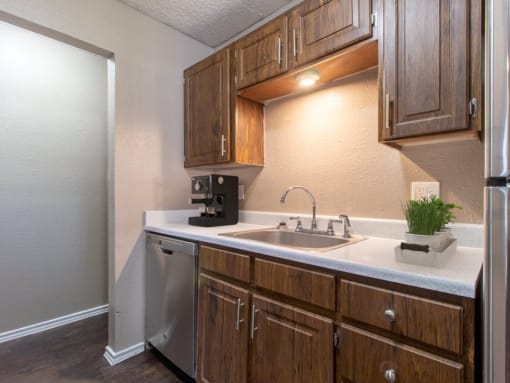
(339, 280, 463, 354)
(339, 324, 463, 383)
(254, 258, 335, 310)
(199, 246, 250, 283)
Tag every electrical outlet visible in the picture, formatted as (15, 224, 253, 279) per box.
(238, 184, 245, 200)
(411, 182, 440, 200)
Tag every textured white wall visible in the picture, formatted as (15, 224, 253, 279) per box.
(0, 0, 211, 351)
(0, 20, 107, 332)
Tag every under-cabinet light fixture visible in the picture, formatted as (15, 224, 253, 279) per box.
(296, 70, 320, 87)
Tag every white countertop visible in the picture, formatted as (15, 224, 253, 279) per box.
(144, 210, 483, 298)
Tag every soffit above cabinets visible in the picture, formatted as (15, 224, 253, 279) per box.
(117, 0, 297, 47)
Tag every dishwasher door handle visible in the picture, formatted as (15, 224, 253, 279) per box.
(160, 248, 174, 256)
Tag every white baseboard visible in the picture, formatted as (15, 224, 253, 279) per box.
(0, 304, 109, 344)
(103, 342, 145, 366)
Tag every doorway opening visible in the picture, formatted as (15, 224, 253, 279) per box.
(0, 15, 115, 338)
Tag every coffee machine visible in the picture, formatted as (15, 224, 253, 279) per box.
(188, 174, 239, 227)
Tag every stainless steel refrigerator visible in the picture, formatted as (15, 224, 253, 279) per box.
(484, 0, 510, 382)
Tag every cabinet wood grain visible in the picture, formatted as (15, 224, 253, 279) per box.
(250, 294, 334, 383)
(379, 0, 481, 143)
(233, 96, 264, 165)
(236, 16, 288, 89)
(197, 274, 250, 383)
(200, 246, 251, 283)
(184, 47, 264, 168)
(254, 258, 336, 311)
(338, 324, 464, 383)
(340, 280, 463, 354)
(196, 245, 477, 383)
(289, 0, 372, 69)
(184, 49, 231, 167)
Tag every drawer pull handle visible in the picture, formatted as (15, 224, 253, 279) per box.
(277, 36, 282, 64)
(221, 134, 227, 157)
(292, 28, 297, 57)
(384, 308, 396, 322)
(384, 368, 396, 383)
(385, 93, 391, 130)
(250, 305, 259, 339)
(236, 298, 245, 331)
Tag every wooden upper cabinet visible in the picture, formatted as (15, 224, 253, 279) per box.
(250, 294, 334, 383)
(236, 16, 288, 89)
(197, 274, 250, 383)
(289, 0, 372, 69)
(184, 47, 264, 168)
(380, 0, 481, 143)
(184, 49, 230, 167)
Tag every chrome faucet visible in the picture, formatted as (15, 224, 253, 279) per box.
(280, 186, 318, 231)
(339, 214, 352, 238)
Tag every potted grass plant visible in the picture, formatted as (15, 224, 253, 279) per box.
(403, 196, 463, 252)
(403, 197, 443, 251)
(434, 197, 463, 246)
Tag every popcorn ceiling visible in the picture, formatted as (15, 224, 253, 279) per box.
(118, 0, 295, 47)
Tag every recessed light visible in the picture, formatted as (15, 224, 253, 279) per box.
(296, 70, 320, 87)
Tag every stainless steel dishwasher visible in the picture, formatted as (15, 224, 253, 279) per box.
(145, 233, 198, 378)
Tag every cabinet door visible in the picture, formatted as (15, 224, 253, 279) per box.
(197, 274, 249, 383)
(289, 0, 372, 68)
(236, 16, 288, 89)
(184, 49, 230, 167)
(338, 324, 463, 383)
(381, 0, 470, 140)
(250, 294, 334, 383)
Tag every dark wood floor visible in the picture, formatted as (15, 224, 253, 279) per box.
(0, 313, 189, 382)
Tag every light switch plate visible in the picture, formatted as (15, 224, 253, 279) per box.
(411, 182, 440, 200)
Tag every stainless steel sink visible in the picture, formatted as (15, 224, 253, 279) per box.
(220, 228, 365, 252)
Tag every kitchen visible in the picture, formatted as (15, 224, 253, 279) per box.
(0, 0, 506, 382)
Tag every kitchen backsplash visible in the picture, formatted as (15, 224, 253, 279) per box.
(219, 67, 484, 224)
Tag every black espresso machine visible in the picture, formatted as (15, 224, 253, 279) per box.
(188, 174, 239, 227)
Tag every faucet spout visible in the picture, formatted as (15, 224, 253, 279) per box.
(280, 186, 317, 230)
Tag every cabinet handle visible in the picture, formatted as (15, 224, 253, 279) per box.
(384, 308, 396, 322)
(385, 93, 391, 130)
(292, 29, 297, 57)
(277, 36, 282, 64)
(160, 248, 173, 256)
(250, 304, 259, 339)
(384, 368, 396, 383)
(236, 298, 245, 331)
(221, 134, 227, 157)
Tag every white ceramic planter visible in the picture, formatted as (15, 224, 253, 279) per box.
(405, 232, 443, 252)
(438, 228, 453, 249)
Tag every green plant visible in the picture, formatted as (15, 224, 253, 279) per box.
(403, 197, 443, 235)
(433, 197, 463, 228)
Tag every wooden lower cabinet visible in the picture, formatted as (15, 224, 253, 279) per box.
(197, 274, 334, 383)
(338, 324, 464, 383)
(196, 246, 476, 383)
(339, 280, 464, 354)
(197, 274, 249, 383)
(250, 295, 334, 383)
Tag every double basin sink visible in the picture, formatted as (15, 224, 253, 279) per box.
(221, 228, 365, 252)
